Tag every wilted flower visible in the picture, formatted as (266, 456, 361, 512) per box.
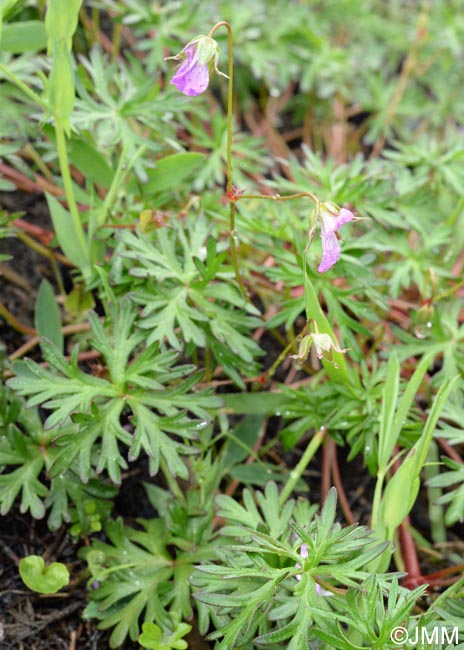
(290, 335, 312, 366)
(311, 331, 349, 368)
(166, 35, 227, 96)
(290, 324, 349, 369)
(318, 203, 355, 273)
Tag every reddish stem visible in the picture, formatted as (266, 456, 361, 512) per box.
(13, 218, 54, 245)
(437, 437, 463, 464)
(321, 437, 332, 502)
(391, 453, 423, 588)
(0, 162, 62, 196)
(419, 562, 464, 586)
(330, 442, 356, 525)
(399, 516, 423, 589)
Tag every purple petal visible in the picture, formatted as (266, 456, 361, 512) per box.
(170, 45, 209, 96)
(295, 543, 308, 580)
(318, 230, 341, 272)
(321, 207, 354, 235)
(332, 208, 354, 231)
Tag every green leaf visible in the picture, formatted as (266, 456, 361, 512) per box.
(34, 279, 63, 353)
(68, 138, 113, 188)
(415, 377, 458, 471)
(222, 415, 264, 471)
(0, 20, 47, 53)
(381, 450, 420, 531)
(19, 555, 70, 594)
(0, 424, 48, 518)
(144, 153, 205, 194)
(82, 517, 204, 647)
(138, 622, 191, 650)
(138, 623, 165, 649)
(221, 392, 289, 414)
(0, 178, 16, 191)
(46, 192, 91, 276)
(382, 377, 457, 534)
(229, 462, 298, 486)
(377, 353, 400, 470)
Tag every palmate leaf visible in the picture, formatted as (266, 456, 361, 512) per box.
(193, 487, 393, 648)
(8, 337, 116, 429)
(310, 577, 427, 650)
(83, 513, 218, 649)
(82, 518, 173, 648)
(0, 391, 52, 518)
(198, 579, 283, 647)
(115, 215, 263, 380)
(0, 388, 116, 523)
(0, 432, 47, 518)
(45, 469, 117, 533)
(7, 300, 220, 484)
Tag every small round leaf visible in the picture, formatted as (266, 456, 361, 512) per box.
(19, 555, 70, 594)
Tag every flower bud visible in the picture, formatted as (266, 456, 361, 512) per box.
(290, 335, 312, 365)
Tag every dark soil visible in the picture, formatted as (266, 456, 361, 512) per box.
(0, 510, 135, 650)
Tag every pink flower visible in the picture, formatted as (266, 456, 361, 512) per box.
(170, 44, 210, 96)
(295, 543, 308, 581)
(295, 542, 333, 596)
(318, 206, 354, 273)
(167, 36, 227, 97)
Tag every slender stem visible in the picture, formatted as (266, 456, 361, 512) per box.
(55, 118, 89, 259)
(16, 232, 65, 295)
(330, 440, 356, 524)
(435, 279, 464, 303)
(430, 576, 464, 611)
(398, 517, 422, 585)
(111, 21, 122, 61)
(236, 191, 319, 205)
(208, 21, 234, 195)
(279, 426, 327, 505)
(97, 142, 131, 227)
(22, 143, 54, 181)
(446, 193, 464, 227)
(9, 321, 93, 362)
(234, 194, 319, 301)
(370, 469, 386, 533)
(0, 63, 48, 109)
(369, 2, 430, 159)
(160, 458, 184, 500)
(264, 321, 311, 383)
(208, 21, 250, 300)
(0, 302, 36, 336)
(228, 200, 249, 299)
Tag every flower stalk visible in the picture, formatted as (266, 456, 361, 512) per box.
(55, 117, 89, 259)
(279, 426, 327, 505)
(208, 21, 249, 300)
